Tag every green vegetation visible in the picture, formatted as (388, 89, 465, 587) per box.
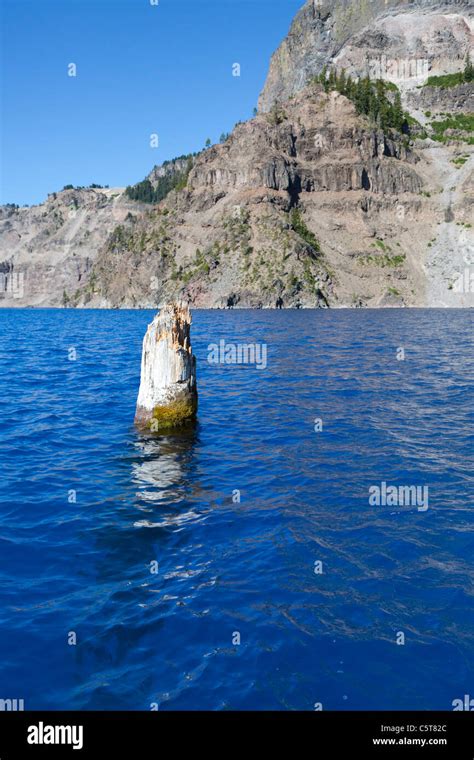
(310, 69, 408, 133)
(192, 248, 210, 275)
(241, 211, 331, 301)
(84, 271, 98, 296)
(368, 241, 408, 263)
(62, 183, 109, 191)
(430, 113, 474, 145)
(266, 102, 288, 126)
(360, 251, 406, 268)
(424, 72, 464, 89)
(171, 238, 227, 285)
(126, 178, 169, 204)
(107, 224, 141, 255)
(301, 258, 327, 303)
(223, 209, 252, 251)
(126, 156, 194, 204)
(173, 211, 254, 286)
(149, 396, 197, 431)
(423, 54, 473, 89)
(290, 208, 321, 254)
(387, 287, 401, 296)
(466, 53, 474, 82)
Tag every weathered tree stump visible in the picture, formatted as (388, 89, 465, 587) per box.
(135, 303, 197, 432)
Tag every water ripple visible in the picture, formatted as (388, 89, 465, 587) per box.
(0, 307, 472, 710)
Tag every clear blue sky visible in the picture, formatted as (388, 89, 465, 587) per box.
(1, 0, 302, 206)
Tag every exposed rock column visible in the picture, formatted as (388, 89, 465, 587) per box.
(135, 303, 197, 431)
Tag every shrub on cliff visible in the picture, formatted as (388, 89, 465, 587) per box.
(126, 156, 194, 204)
(424, 55, 473, 89)
(313, 69, 408, 134)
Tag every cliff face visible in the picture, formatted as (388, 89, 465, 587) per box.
(0, 0, 472, 309)
(0, 188, 135, 307)
(258, 0, 473, 111)
(71, 88, 447, 309)
(148, 156, 194, 187)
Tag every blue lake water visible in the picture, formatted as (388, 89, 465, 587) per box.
(0, 307, 473, 710)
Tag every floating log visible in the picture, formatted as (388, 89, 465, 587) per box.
(135, 303, 197, 431)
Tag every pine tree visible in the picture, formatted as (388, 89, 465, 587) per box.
(338, 68, 346, 95)
(320, 65, 329, 92)
(464, 52, 473, 83)
(360, 77, 372, 115)
(379, 97, 391, 130)
(371, 79, 383, 126)
(392, 91, 404, 132)
(352, 78, 363, 114)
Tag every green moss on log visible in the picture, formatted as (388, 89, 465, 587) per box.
(149, 397, 197, 431)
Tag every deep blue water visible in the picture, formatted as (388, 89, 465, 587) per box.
(0, 308, 473, 710)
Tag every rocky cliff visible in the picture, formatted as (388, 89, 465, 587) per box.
(65, 81, 471, 309)
(0, 188, 135, 307)
(258, 0, 473, 111)
(0, 0, 472, 308)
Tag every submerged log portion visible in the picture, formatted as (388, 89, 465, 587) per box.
(135, 303, 197, 431)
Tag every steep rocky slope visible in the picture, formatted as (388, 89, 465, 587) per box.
(0, 0, 472, 308)
(258, 0, 473, 111)
(74, 86, 456, 309)
(0, 188, 134, 306)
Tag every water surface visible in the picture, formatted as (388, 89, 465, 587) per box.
(0, 308, 472, 710)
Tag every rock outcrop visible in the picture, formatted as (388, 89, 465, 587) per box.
(0, 188, 134, 307)
(0, 0, 472, 309)
(148, 156, 195, 187)
(78, 86, 434, 309)
(407, 83, 474, 116)
(258, 0, 473, 111)
(135, 303, 197, 431)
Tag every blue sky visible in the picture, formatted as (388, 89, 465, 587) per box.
(1, 0, 302, 206)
